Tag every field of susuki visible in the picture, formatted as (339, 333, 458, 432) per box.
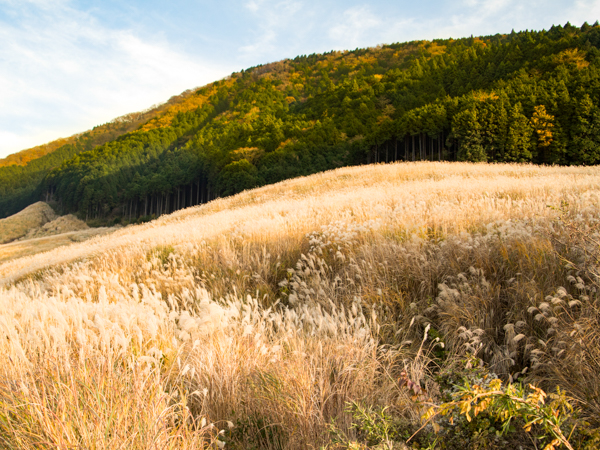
(0, 162, 599, 449)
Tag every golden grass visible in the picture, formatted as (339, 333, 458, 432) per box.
(0, 161, 599, 448)
(0, 226, 116, 264)
(2, 162, 599, 284)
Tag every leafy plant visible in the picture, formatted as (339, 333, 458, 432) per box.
(420, 379, 576, 450)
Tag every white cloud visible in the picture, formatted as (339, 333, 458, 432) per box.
(239, 0, 303, 61)
(0, 1, 231, 157)
(572, 0, 600, 25)
(244, 0, 264, 13)
(328, 6, 383, 49)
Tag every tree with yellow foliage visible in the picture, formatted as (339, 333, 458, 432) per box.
(530, 105, 555, 164)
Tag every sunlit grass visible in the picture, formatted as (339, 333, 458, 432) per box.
(0, 161, 599, 448)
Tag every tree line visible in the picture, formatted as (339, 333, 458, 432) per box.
(2, 21, 600, 221)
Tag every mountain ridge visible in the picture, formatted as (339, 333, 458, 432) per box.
(2, 21, 600, 221)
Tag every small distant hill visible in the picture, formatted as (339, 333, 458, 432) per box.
(18, 214, 89, 241)
(0, 202, 57, 244)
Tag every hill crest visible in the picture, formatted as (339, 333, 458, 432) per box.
(2, 22, 600, 221)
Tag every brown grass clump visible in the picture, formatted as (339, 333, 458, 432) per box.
(0, 201, 56, 244)
(0, 162, 599, 448)
(19, 214, 89, 240)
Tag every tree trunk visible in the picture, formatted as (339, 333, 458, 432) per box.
(430, 135, 432, 161)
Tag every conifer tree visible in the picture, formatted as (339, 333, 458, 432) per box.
(453, 108, 487, 162)
(504, 103, 533, 162)
(571, 94, 600, 164)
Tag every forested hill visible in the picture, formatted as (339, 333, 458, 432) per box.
(2, 22, 600, 221)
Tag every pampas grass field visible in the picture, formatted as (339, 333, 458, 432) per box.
(1, 161, 600, 449)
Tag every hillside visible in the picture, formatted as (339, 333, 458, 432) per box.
(0, 89, 204, 217)
(0, 203, 118, 262)
(3, 22, 600, 220)
(0, 87, 210, 171)
(0, 225, 116, 265)
(0, 201, 57, 244)
(0, 162, 599, 448)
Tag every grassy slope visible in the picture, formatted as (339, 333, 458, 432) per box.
(0, 202, 114, 262)
(0, 162, 599, 448)
(0, 201, 57, 244)
(0, 227, 114, 265)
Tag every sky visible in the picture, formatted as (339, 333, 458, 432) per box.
(0, 0, 599, 158)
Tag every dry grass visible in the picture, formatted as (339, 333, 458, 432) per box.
(0, 161, 599, 448)
(0, 202, 56, 244)
(0, 227, 116, 264)
(19, 213, 89, 240)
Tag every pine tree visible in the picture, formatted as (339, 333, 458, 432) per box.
(504, 103, 533, 162)
(530, 105, 555, 163)
(452, 107, 487, 162)
(571, 94, 600, 164)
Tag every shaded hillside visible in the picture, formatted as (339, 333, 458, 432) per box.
(0, 88, 205, 217)
(4, 22, 600, 220)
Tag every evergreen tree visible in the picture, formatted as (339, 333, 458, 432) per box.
(453, 107, 487, 162)
(504, 103, 533, 162)
(570, 94, 600, 164)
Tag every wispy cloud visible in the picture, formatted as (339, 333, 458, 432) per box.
(0, 1, 230, 156)
(239, 0, 304, 61)
(572, 0, 600, 25)
(328, 6, 384, 49)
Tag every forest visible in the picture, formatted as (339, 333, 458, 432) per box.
(2, 21, 600, 220)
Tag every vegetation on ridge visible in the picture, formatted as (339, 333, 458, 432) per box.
(3, 22, 600, 220)
(0, 89, 201, 217)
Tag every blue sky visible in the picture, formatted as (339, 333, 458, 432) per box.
(1, 0, 599, 158)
